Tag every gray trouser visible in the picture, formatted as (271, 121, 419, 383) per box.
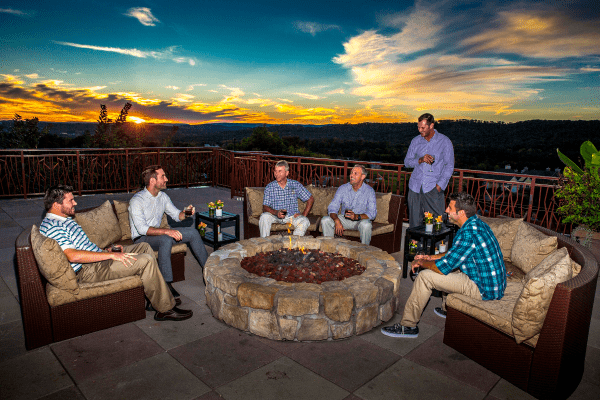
(408, 187, 446, 228)
(321, 215, 373, 245)
(259, 212, 310, 237)
(134, 226, 208, 282)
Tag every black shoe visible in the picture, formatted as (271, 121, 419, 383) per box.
(146, 298, 181, 312)
(381, 324, 419, 338)
(167, 282, 180, 297)
(434, 307, 447, 318)
(154, 307, 193, 321)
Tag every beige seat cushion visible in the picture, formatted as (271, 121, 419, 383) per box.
(153, 243, 188, 257)
(46, 276, 142, 307)
(75, 200, 122, 249)
(510, 223, 558, 274)
(248, 215, 320, 234)
(246, 187, 265, 218)
(479, 216, 523, 261)
(338, 222, 394, 237)
(446, 281, 540, 346)
(374, 193, 391, 224)
(512, 248, 573, 343)
(306, 186, 337, 216)
(113, 200, 132, 240)
(30, 225, 80, 294)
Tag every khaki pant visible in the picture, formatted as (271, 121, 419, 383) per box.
(401, 269, 481, 327)
(77, 242, 175, 313)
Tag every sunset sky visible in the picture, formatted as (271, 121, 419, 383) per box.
(1, 0, 598, 125)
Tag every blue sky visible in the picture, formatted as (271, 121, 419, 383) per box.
(1, 0, 599, 124)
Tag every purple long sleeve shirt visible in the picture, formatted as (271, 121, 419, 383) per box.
(404, 129, 454, 193)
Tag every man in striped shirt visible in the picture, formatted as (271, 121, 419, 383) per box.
(39, 185, 193, 322)
(382, 192, 506, 338)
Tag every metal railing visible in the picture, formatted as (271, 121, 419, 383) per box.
(0, 148, 566, 233)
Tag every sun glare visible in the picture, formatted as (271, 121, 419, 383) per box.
(129, 116, 146, 124)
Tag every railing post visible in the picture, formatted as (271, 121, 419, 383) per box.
(527, 177, 536, 223)
(125, 149, 130, 193)
(397, 165, 402, 195)
(256, 155, 262, 187)
(343, 161, 348, 184)
(76, 150, 82, 196)
(20, 150, 27, 199)
(297, 157, 301, 183)
(156, 148, 160, 165)
(185, 148, 189, 188)
(212, 149, 217, 187)
(458, 170, 464, 192)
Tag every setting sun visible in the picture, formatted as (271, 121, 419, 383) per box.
(129, 116, 146, 124)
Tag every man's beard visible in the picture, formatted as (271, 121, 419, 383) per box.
(61, 204, 75, 217)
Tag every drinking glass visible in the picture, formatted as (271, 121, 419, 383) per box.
(280, 209, 287, 218)
(429, 155, 435, 172)
(185, 206, 194, 216)
(410, 250, 426, 281)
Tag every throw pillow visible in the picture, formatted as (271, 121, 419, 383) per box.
(113, 200, 131, 240)
(75, 200, 122, 249)
(246, 187, 264, 218)
(510, 222, 558, 274)
(512, 252, 573, 343)
(306, 186, 336, 216)
(523, 247, 569, 283)
(160, 213, 170, 229)
(478, 216, 523, 262)
(374, 192, 391, 224)
(30, 225, 79, 294)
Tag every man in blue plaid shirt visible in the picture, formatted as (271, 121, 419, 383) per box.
(259, 160, 314, 237)
(382, 191, 506, 338)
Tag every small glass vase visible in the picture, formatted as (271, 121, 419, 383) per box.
(208, 208, 215, 217)
(434, 222, 442, 232)
(425, 223, 433, 233)
(216, 208, 223, 217)
(198, 228, 205, 237)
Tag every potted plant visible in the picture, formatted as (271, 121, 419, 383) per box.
(215, 199, 224, 217)
(424, 212, 434, 233)
(434, 215, 443, 232)
(197, 222, 207, 237)
(555, 140, 600, 261)
(207, 202, 216, 217)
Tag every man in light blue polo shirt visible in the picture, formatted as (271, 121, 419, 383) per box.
(259, 160, 314, 237)
(405, 113, 454, 233)
(321, 164, 377, 245)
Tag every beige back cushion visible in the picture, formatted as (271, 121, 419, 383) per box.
(30, 225, 79, 294)
(478, 216, 523, 261)
(374, 192, 391, 224)
(246, 187, 265, 218)
(512, 248, 573, 343)
(160, 213, 170, 229)
(306, 186, 336, 216)
(75, 200, 122, 249)
(113, 200, 131, 240)
(510, 223, 558, 274)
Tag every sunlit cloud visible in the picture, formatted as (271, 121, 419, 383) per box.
(124, 7, 160, 26)
(171, 93, 195, 103)
(53, 41, 196, 66)
(294, 21, 341, 36)
(0, 8, 27, 16)
(581, 67, 600, 72)
(186, 83, 206, 91)
(463, 11, 600, 58)
(128, 116, 146, 124)
(277, 98, 294, 103)
(333, 2, 579, 116)
(326, 88, 345, 95)
(293, 92, 323, 100)
(165, 86, 179, 90)
(1, 74, 24, 84)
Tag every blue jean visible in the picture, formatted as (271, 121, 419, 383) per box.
(134, 226, 208, 282)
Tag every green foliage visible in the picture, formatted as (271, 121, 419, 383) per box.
(0, 114, 50, 148)
(238, 126, 285, 154)
(555, 166, 600, 232)
(557, 141, 600, 178)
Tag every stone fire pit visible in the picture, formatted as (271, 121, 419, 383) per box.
(204, 235, 402, 341)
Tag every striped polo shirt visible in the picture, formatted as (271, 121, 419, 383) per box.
(39, 213, 101, 272)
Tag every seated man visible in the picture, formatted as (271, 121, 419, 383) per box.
(381, 192, 506, 338)
(259, 160, 314, 237)
(321, 165, 377, 245)
(129, 165, 208, 297)
(39, 185, 192, 322)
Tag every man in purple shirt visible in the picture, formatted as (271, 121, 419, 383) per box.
(404, 113, 454, 235)
(321, 165, 377, 244)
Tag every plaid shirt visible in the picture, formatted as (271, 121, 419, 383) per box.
(435, 215, 506, 300)
(263, 179, 312, 215)
(40, 213, 102, 273)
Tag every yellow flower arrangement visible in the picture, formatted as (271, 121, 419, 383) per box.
(207, 202, 216, 209)
(435, 215, 443, 223)
(424, 212, 433, 224)
(216, 200, 224, 209)
(197, 222, 207, 229)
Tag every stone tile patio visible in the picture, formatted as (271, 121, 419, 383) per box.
(0, 186, 598, 399)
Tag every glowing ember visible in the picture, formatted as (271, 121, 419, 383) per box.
(241, 248, 365, 284)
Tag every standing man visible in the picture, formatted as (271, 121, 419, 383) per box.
(259, 160, 314, 237)
(404, 113, 454, 233)
(381, 192, 506, 338)
(321, 165, 377, 245)
(129, 165, 208, 297)
(40, 185, 192, 321)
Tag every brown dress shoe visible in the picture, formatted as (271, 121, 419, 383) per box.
(154, 307, 193, 321)
(146, 297, 181, 312)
